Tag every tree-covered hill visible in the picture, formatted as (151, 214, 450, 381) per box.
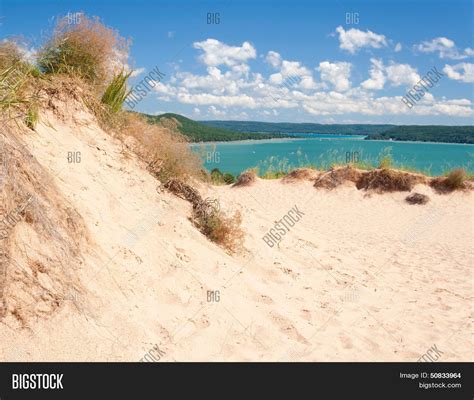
(143, 113, 288, 142)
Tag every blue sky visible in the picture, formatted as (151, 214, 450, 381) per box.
(1, 0, 473, 124)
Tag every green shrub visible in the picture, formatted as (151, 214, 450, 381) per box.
(223, 173, 235, 184)
(210, 168, 225, 185)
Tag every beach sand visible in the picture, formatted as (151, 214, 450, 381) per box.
(0, 103, 472, 362)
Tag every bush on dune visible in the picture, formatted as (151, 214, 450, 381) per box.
(223, 172, 236, 184)
(356, 169, 426, 192)
(37, 14, 129, 91)
(210, 168, 225, 185)
(209, 169, 236, 185)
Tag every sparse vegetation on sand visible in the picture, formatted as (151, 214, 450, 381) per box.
(405, 193, 430, 205)
(233, 169, 258, 187)
(209, 168, 236, 185)
(0, 41, 41, 128)
(430, 168, 468, 194)
(164, 180, 243, 252)
(355, 169, 427, 192)
(282, 168, 318, 183)
(313, 165, 362, 190)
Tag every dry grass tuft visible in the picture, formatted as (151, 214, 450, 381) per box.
(116, 112, 202, 183)
(356, 169, 426, 193)
(313, 165, 361, 190)
(430, 168, 468, 194)
(233, 169, 257, 188)
(0, 40, 24, 71)
(164, 179, 243, 252)
(282, 168, 318, 183)
(405, 193, 430, 205)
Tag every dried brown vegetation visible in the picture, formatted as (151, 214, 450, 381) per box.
(355, 169, 426, 193)
(282, 168, 318, 183)
(313, 165, 362, 190)
(165, 179, 243, 252)
(430, 168, 468, 194)
(116, 112, 202, 183)
(38, 14, 130, 91)
(233, 169, 257, 188)
(405, 193, 430, 205)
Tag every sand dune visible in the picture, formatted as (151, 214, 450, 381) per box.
(0, 99, 472, 362)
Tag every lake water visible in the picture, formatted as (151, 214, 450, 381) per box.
(192, 136, 474, 177)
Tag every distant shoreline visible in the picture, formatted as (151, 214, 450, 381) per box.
(191, 136, 474, 147)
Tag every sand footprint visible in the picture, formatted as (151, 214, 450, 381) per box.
(269, 311, 309, 345)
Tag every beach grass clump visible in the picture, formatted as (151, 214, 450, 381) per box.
(233, 169, 257, 187)
(405, 193, 430, 205)
(314, 165, 361, 190)
(378, 155, 393, 169)
(430, 168, 468, 193)
(101, 69, 132, 113)
(282, 167, 318, 183)
(0, 42, 42, 126)
(356, 169, 426, 192)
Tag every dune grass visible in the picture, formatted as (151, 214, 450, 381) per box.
(430, 168, 468, 193)
(101, 69, 132, 113)
(0, 43, 42, 128)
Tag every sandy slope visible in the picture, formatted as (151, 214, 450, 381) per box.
(0, 105, 472, 361)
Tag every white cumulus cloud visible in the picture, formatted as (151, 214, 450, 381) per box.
(414, 37, 472, 60)
(385, 63, 420, 87)
(317, 61, 352, 91)
(443, 63, 474, 83)
(335, 26, 388, 54)
(265, 51, 282, 68)
(193, 38, 256, 67)
(361, 58, 386, 90)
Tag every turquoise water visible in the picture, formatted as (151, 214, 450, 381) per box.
(192, 136, 474, 177)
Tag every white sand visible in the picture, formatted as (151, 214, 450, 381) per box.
(0, 103, 472, 361)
